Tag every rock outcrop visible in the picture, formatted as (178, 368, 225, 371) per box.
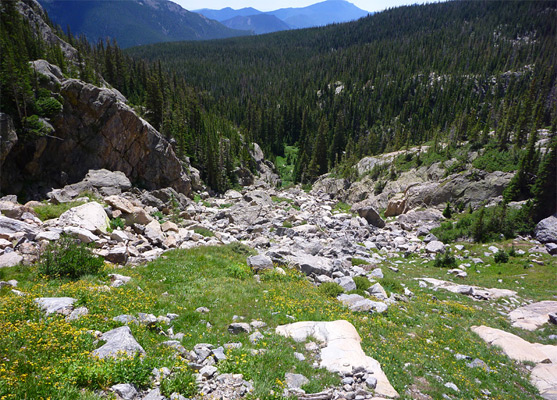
(2, 60, 192, 199)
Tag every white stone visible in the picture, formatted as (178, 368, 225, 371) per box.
(58, 202, 109, 233)
(509, 301, 557, 331)
(276, 320, 398, 399)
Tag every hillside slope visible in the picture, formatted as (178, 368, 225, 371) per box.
(221, 14, 291, 35)
(38, 0, 248, 48)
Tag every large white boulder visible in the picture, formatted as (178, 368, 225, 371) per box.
(57, 202, 109, 234)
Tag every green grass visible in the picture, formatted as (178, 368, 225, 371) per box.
(332, 202, 352, 214)
(193, 227, 214, 237)
(0, 242, 554, 400)
(33, 201, 86, 221)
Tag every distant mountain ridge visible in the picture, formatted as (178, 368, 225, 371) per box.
(38, 0, 248, 48)
(196, 0, 370, 33)
(222, 14, 291, 35)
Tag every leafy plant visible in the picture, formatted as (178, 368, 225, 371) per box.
(318, 282, 344, 298)
(351, 258, 369, 267)
(379, 277, 404, 294)
(160, 369, 197, 397)
(443, 202, 452, 219)
(110, 217, 125, 230)
(38, 235, 104, 279)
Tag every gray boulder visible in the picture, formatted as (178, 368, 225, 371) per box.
(425, 240, 446, 254)
(228, 323, 252, 334)
(0, 216, 39, 240)
(91, 326, 145, 359)
(111, 383, 137, 400)
(335, 276, 356, 292)
(285, 372, 309, 389)
(285, 252, 334, 277)
(247, 254, 273, 271)
(35, 297, 77, 315)
(57, 202, 109, 234)
(0, 113, 18, 168)
(535, 214, 557, 244)
(0, 252, 23, 268)
(352, 203, 385, 228)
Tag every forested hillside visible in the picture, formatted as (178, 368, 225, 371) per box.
(128, 0, 556, 191)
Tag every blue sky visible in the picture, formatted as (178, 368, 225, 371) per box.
(176, 0, 431, 13)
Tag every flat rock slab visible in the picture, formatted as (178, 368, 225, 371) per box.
(418, 278, 517, 300)
(276, 320, 399, 398)
(509, 301, 557, 331)
(531, 363, 557, 400)
(471, 326, 557, 364)
(34, 297, 77, 315)
(91, 326, 145, 359)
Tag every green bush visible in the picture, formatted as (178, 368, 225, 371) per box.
(22, 115, 53, 136)
(494, 250, 509, 264)
(225, 263, 251, 280)
(38, 235, 104, 279)
(351, 258, 369, 266)
(193, 227, 214, 237)
(431, 203, 535, 243)
(353, 276, 371, 291)
(35, 96, 63, 118)
(226, 242, 257, 256)
(433, 253, 457, 269)
(160, 369, 197, 397)
(109, 217, 125, 230)
(318, 282, 344, 298)
(379, 277, 404, 294)
(443, 202, 452, 219)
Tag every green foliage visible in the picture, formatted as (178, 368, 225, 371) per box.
(374, 180, 387, 195)
(109, 217, 125, 230)
(282, 221, 293, 228)
(433, 253, 457, 269)
(472, 146, 520, 173)
(152, 211, 165, 222)
(226, 242, 257, 256)
(193, 227, 214, 237)
(431, 203, 535, 243)
(225, 263, 251, 280)
(38, 235, 104, 279)
(22, 115, 53, 136)
(35, 96, 62, 118)
(353, 276, 371, 291)
(318, 282, 344, 298)
(494, 250, 509, 264)
(32, 201, 85, 221)
(332, 202, 351, 214)
(160, 369, 197, 397)
(378, 277, 404, 295)
(442, 202, 452, 219)
(350, 258, 368, 267)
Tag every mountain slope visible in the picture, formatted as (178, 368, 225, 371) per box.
(38, 0, 248, 48)
(221, 14, 291, 35)
(127, 1, 556, 186)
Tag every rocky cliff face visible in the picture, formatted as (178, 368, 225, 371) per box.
(2, 60, 192, 199)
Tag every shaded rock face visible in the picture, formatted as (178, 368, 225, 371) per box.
(3, 68, 192, 199)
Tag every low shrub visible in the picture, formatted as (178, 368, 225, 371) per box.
(351, 258, 369, 266)
(379, 277, 404, 294)
(353, 276, 371, 291)
(33, 201, 86, 221)
(193, 227, 214, 237)
(433, 253, 457, 269)
(38, 235, 104, 279)
(109, 217, 125, 230)
(160, 369, 197, 397)
(318, 282, 344, 298)
(494, 250, 509, 264)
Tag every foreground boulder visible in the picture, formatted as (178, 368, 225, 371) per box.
(276, 320, 399, 398)
(351, 202, 386, 228)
